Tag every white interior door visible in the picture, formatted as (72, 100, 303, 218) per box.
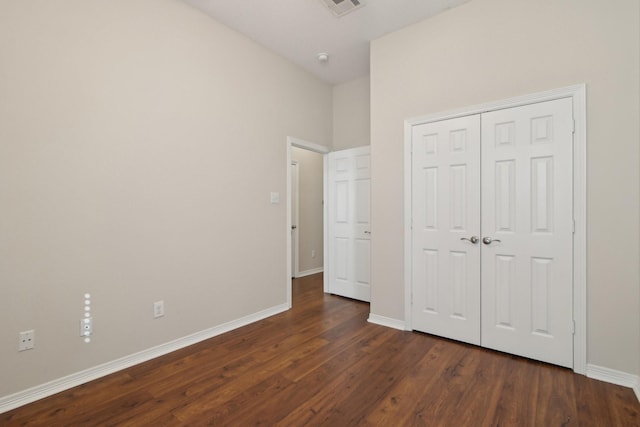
(481, 98, 574, 367)
(327, 146, 371, 302)
(411, 115, 481, 345)
(410, 97, 574, 368)
(290, 161, 299, 278)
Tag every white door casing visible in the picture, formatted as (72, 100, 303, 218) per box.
(408, 94, 578, 369)
(481, 98, 574, 367)
(327, 146, 371, 302)
(411, 115, 481, 345)
(291, 161, 299, 278)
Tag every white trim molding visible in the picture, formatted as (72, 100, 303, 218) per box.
(635, 379, 640, 403)
(368, 314, 407, 331)
(288, 137, 331, 155)
(403, 84, 587, 374)
(295, 267, 324, 278)
(323, 155, 329, 294)
(587, 364, 640, 395)
(0, 303, 288, 414)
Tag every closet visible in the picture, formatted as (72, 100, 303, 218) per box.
(410, 98, 574, 368)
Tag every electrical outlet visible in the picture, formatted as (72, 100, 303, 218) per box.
(311, 250, 316, 258)
(18, 330, 35, 351)
(80, 317, 93, 337)
(154, 301, 164, 318)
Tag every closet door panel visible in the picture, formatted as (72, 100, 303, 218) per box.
(480, 98, 574, 368)
(411, 115, 481, 345)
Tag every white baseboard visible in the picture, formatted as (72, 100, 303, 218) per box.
(0, 303, 289, 414)
(587, 364, 640, 401)
(367, 314, 407, 331)
(295, 267, 323, 278)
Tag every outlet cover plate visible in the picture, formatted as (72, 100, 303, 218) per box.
(18, 330, 35, 351)
(80, 317, 93, 337)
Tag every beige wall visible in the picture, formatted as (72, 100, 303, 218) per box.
(291, 147, 324, 274)
(0, 0, 332, 397)
(370, 0, 640, 374)
(333, 76, 371, 150)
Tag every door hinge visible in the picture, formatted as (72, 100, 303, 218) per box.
(572, 219, 576, 234)
(572, 118, 576, 134)
(571, 320, 576, 335)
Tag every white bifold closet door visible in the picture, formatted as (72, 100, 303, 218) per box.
(411, 98, 574, 368)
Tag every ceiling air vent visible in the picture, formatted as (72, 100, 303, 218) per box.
(319, 0, 364, 17)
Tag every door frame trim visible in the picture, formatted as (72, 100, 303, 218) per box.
(403, 84, 587, 374)
(286, 137, 330, 308)
(290, 160, 300, 279)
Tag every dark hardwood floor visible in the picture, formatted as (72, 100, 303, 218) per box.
(2, 273, 639, 426)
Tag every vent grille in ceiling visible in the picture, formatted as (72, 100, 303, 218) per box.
(319, 0, 364, 17)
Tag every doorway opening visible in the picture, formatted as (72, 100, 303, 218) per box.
(286, 137, 330, 308)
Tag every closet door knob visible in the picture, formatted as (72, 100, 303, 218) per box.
(482, 237, 501, 245)
(460, 236, 479, 244)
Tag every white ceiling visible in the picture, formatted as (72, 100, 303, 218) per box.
(183, 0, 470, 85)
